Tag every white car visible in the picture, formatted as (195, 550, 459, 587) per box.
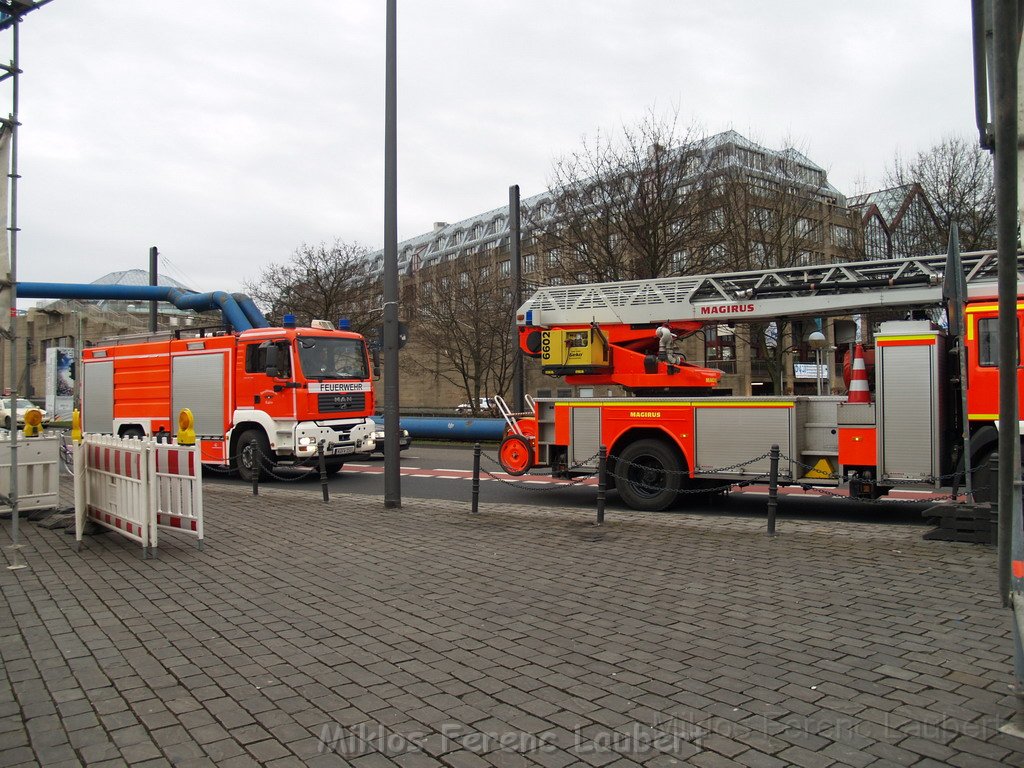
(455, 397, 499, 416)
(0, 398, 49, 430)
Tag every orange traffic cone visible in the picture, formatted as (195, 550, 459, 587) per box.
(847, 344, 870, 404)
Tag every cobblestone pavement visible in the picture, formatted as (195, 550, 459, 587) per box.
(2, 479, 1024, 768)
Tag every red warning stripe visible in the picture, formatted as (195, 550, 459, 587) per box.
(87, 505, 141, 537)
(156, 513, 198, 531)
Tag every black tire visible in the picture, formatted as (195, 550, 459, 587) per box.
(120, 426, 145, 440)
(323, 458, 345, 475)
(3, 416, 9, 430)
(236, 429, 271, 483)
(613, 438, 684, 512)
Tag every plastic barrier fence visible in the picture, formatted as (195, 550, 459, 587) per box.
(74, 435, 203, 557)
(0, 431, 60, 512)
(151, 443, 203, 547)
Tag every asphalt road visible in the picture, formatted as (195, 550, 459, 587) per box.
(205, 442, 933, 525)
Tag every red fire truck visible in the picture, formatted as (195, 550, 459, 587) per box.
(80, 318, 377, 481)
(498, 251, 1022, 510)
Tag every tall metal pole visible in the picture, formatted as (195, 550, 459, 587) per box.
(382, 0, 400, 508)
(509, 185, 524, 412)
(993, 0, 1019, 606)
(148, 246, 158, 333)
(5, 17, 21, 568)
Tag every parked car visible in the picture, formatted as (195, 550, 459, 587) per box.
(456, 397, 499, 416)
(0, 398, 49, 430)
(369, 426, 411, 455)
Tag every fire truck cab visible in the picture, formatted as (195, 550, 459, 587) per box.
(81, 323, 377, 480)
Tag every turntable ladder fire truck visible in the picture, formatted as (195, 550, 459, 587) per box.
(498, 250, 1024, 511)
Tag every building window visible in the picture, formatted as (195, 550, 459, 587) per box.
(831, 225, 852, 247)
(704, 325, 736, 369)
(499, 260, 511, 277)
(523, 253, 537, 274)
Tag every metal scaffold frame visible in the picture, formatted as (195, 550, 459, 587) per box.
(1, 1, 52, 571)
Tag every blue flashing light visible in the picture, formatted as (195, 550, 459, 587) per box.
(338, 317, 351, 330)
(282, 313, 296, 328)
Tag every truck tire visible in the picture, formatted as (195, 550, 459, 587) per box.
(613, 438, 684, 512)
(236, 429, 271, 483)
(324, 458, 345, 475)
(120, 426, 145, 440)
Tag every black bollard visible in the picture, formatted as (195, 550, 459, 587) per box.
(767, 444, 780, 536)
(472, 442, 481, 514)
(251, 445, 260, 497)
(596, 444, 607, 525)
(318, 440, 329, 503)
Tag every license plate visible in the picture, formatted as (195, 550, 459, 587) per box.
(334, 446, 355, 456)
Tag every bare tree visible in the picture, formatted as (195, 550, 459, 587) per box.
(244, 240, 377, 335)
(402, 252, 517, 413)
(531, 109, 721, 282)
(886, 135, 995, 252)
(712, 143, 860, 393)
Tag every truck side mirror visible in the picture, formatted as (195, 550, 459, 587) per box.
(261, 341, 281, 378)
(369, 343, 382, 380)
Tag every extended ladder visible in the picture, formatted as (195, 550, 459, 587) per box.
(519, 250, 1021, 327)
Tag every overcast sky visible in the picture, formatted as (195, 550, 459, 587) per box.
(8, 1, 977, 300)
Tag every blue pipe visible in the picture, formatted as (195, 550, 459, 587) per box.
(18, 282, 259, 331)
(396, 416, 506, 441)
(232, 293, 271, 328)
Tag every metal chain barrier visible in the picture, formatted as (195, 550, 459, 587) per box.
(479, 447, 773, 497)
(775, 450, 978, 502)
(479, 451, 600, 490)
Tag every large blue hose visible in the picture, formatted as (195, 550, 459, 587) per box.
(395, 416, 506, 441)
(18, 282, 267, 331)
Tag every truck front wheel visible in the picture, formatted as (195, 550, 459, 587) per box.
(236, 429, 271, 483)
(613, 438, 684, 512)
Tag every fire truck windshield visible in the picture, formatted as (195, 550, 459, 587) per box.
(297, 336, 368, 380)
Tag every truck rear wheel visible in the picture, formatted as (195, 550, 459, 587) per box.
(613, 438, 683, 512)
(236, 429, 271, 483)
(323, 458, 345, 475)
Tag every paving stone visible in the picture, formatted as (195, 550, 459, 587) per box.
(2, 478, 1024, 768)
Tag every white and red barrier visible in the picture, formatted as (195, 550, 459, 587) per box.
(0, 431, 60, 512)
(74, 435, 204, 557)
(151, 443, 204, 547)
